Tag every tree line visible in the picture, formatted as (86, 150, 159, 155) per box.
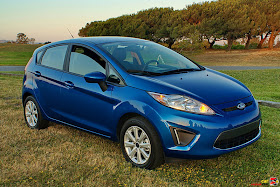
(79, 0, 279, 50)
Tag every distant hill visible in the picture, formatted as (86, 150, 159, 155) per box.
(0, 40, 42, 44)
(0, 40, 13, 43)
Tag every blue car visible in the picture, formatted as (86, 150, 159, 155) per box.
(22, 37, 261, 169)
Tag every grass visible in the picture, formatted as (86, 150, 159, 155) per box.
(0, 43, 42, 66)
(185, 48, 280, 67)
(0, 70, 279, 186)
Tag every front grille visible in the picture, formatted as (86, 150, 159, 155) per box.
(223, 101, 253, 112)
(214, 120, 260, 149)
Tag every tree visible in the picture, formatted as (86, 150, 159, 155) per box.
(79, 0, 280, 50)
(198, 17, 224, 49)
(252, 0, 280, 49)
(29, 38, 35, 44)
(184, 0, 279, 50)
(16, 33, 29, 44)
(240, 0, 267, 49)
(151, 9, 189, 48)
(79, 8, 191, 49)
(212, 0, 252, 51)
(179, 28, 205, 52)
(184, 1, 223, 49)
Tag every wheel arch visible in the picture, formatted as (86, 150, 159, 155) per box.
(116, 112, 143, 142)
(22, 91, 33, 105)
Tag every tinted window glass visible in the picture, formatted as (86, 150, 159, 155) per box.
(69, 46, 106, 76)
(36, 50, 44, 64)
(41, 45, 68, 70)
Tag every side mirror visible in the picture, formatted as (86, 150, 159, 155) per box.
(84, 72, 106, 83)
(84, 72, 107, 91)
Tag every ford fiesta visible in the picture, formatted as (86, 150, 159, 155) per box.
(22, 37, 261, 169)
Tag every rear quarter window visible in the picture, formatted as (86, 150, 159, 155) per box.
(41, 45, 68, 70)
(36, 50, 44, 63)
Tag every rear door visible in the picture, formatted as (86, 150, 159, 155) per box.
(33, 44, 69, 119)
(59, 44, 115, 136)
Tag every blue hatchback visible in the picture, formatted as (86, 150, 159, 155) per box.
(22, 37, 261, 169)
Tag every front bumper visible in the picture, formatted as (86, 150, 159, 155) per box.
(148, 97, 261, 159)
(165, 120, 261, 159)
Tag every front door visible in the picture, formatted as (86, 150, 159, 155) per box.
(59, 44, 114, 136)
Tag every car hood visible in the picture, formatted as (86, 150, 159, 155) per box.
(125, 68, 251, 105)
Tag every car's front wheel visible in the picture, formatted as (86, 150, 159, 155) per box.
(120, 116, 164, 169)
(24, 96, 48, 129)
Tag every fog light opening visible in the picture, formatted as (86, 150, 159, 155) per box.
(170, 127, 196, 146)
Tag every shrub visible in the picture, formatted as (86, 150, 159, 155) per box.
(231, 44, 245, 49)
(213, 45, 227, 49)
(249, 42, 258, 49)
(213, 44, 246, 50)
(178, 32, 205, 52)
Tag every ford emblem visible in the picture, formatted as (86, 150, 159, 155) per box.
(237, 103, 246, 110)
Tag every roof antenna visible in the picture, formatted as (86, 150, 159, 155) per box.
(67, 28, 74, 39)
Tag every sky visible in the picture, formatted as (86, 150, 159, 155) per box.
(0, 0, 208, 43)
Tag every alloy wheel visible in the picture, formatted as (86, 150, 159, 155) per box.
(124, 126, 151, 165)
(25, 100, 38, 127)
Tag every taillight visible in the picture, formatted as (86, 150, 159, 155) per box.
(25, 56, 34, 71)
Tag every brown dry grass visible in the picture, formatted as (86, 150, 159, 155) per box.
(186, 48, 280, 66)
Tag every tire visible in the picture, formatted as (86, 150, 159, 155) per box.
(120, 116, 164, 169)
(23, 96, 48, 129)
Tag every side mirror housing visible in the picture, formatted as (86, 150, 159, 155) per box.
(107, 75, 121, 84)
(84, 72, 106, 83)
(84, 72, 108, 91)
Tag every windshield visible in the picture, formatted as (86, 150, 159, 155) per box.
(99, 41, 202, 76)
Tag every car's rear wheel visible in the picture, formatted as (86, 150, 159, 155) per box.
(120, 116, 164, 169)
(24, 96, 48, 129)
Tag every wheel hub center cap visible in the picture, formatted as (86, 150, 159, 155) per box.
(135, 142, 140, 148)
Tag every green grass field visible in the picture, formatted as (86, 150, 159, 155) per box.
(0, 70, 279, 186)
(0, 43, 42, 66)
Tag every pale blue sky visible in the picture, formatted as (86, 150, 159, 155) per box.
(0, 0, 209, 42)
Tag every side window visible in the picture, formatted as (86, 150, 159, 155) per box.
(41, 45, 68, 70)
(69, 45, 106, 76)
(36, 50, 44, 64)
(107, 65, 124, 85)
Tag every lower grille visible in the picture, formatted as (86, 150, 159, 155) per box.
(214, 120, 260, 149)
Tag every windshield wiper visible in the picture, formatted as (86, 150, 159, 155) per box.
(127, 68, 202, 76)
(159, 68, 202, 75)
(127, 70, 161, 76)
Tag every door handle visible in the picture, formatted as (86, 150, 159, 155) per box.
(34, 71, 41, 77)
(64, 81, 74, 88)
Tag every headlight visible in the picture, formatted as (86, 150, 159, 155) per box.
(148, 92, 215, 115)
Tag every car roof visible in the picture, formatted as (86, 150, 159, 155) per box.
(34, 36, 148, 54)
(53, 36, 147, 45)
